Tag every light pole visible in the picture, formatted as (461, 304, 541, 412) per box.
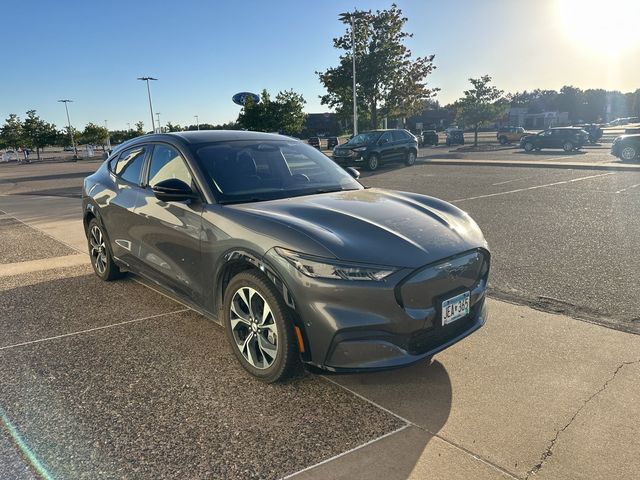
(194, 115, 200, 130)
(137, 76, 157, 133)
(104, 120, 111, 151)
(58, 99, 77, 159)
(155, 112, 161, 133)
(127, 122, 131, 131)
(339, 12, 358, 136)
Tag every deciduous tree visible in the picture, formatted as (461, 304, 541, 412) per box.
(455, 76, 506, 146)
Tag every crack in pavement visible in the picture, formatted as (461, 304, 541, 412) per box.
(526, 358, 640, 479)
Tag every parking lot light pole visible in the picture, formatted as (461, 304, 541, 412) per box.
(58, 99, 77, 159)
(194, 115, 199, 130)
(339, 12, 359, 136)
(155, 112, 161, 133)
(137, 76, 157, 133)
(104, 120, 111, 151)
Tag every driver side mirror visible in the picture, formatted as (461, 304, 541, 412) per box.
(152, 178, 198, 202)
(345, 167, 360, 179)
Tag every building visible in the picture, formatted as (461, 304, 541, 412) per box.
(505, 107, 569, 129)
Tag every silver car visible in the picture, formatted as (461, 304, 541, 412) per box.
(83, 131, 490, 382)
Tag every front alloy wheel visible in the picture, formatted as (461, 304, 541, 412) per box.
(621, 146, 638, 162)
(367, 154, 380, 171)
(524, 142, 534, 152)
(563, 141, 574, 152)
(223, 270, 300, 382)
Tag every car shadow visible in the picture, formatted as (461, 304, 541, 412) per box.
(513, 150, 587, 156)
(320, 359, 453, 479)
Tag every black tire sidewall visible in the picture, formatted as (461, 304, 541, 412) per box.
(223, 270, 298, 383)
(405, 150, 416, 166)
(87, 218, 122, 281)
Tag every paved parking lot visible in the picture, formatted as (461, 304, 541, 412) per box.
(1, 156, 639, 479)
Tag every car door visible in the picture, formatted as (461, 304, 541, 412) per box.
(391, 130, 409, 161)
(539, 129, 554, 148)
(100, 145, 150, 268)
(134, 143, 205, 303)
(378, 131, 395, 163)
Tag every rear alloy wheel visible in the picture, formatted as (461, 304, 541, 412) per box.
(223, 270, 300, 383)
(621, 145, 638, 162)
(367, 154, 380, 171)
(524, 142, 534, 152)
(563, 141, 574, 152)
(405, 150, 417, 166)
(87, 218, 123, 281)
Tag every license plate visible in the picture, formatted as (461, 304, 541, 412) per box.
(441, 291, 470, 325)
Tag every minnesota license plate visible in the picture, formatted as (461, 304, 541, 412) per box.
(441, 291, 470, 326)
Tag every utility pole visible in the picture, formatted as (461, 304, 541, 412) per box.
(137, 76, 157, 133)
(194, 115, 200, 130)
(104, 120, 111, 151)
(58, 99, 77, 160)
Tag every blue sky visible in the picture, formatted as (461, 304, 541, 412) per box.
(2, 0, 639, 130)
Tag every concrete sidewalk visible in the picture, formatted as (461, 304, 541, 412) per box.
(1, 194, 639, 480)
(416, 157, 640, 172)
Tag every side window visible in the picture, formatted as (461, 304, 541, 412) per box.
(391, 130, 407, 141)
(114, 146, 147, 185)
(379, 132, 393, 144)
(147, 144, 193, 188)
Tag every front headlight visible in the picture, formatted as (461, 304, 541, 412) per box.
(275, 247, 397, 281)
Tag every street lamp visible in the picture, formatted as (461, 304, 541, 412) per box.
(127, 122, 131, 131)
(58, 99, 77, 159)
(137, 76, 157, 133)
(155, 112, 161, 133)
(338, 12, 359, 136)
(194, 115, 200, 130)
(104, 120, 111, 150)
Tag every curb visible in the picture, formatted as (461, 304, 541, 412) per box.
(416, 158, 640, 172)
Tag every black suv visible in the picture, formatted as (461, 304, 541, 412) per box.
(332, 129, 418, 171)
(520, 127, 589, 152)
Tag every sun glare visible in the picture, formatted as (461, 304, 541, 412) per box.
(556, 0, 640, 55)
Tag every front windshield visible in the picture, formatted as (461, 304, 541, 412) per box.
(195, 140, 362, 204)
(347, 132, 381, 145)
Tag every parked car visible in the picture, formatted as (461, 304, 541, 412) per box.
(497, 126, 532, 145)
(326, 136, 340, 149)
(574, 124, 603, 144)
(332, 129, 418, 171)
(422, 130, 439, 146)
(307, 137, 321, 149)
(63, 146, 75, 152)
(519, 127, 589, 152)
(83, 131, 490, 382)
(611, 134, 640, 162)
(445, 129, 465, 146)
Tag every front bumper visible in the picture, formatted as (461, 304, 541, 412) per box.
(332, 154, 365, 167)
(265, 248, 489, 372)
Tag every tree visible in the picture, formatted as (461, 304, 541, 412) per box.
(237, 89, 307, 134)
(0, 114, 24, 153)
(134, 121, 145, 135)
(81, 123, 110, 151)
(455, 75, 506, 146)
(22, 110, 58, 160)
(165, 122, 183, 132)
(317, 4, 437, 131)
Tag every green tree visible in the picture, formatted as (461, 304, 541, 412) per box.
(317, 4, 437, 131)
(81, 123, 110, 151)
(0, 114, 24, 153)
(455, 75, 506, 146)
(135, 121, 145, 135)
(237, 89, 307, 134)
(165, 122, 183, 132)
(22, 110, 58, 160)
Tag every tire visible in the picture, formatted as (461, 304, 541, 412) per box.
(563, 141, 574, 152)
(223, 270, 300, 383)
(498, 136, 508, 145)
(405, 150, 417, 166)
(366, 154, 380, 171)
(87, 218, 124, 281)
(523, 142, 534, 152)
(620, 145, 638, 162)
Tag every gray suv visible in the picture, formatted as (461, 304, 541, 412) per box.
(83, 131, 489, 382)
(332, 129, 418, 171)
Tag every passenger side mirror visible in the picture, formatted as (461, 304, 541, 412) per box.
(151, 178, 198, 202)
(345, 167, 360, 179)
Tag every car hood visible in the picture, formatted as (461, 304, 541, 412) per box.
(230, 188, 487, 268)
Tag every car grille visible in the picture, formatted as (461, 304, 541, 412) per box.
(407, 306, 478, 355)
(334, 148, 351, 157)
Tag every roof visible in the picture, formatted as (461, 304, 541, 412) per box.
(153, 130, 297, 145)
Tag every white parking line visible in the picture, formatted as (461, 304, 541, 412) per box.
(0, 309, 190, 351)
(452, 172, 616, 203)
(616, 183, 640, 194)
(491, 176, 536, 186)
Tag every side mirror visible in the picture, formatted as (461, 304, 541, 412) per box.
(345, 167, 360, 179)
(151, 178, 197, 202)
